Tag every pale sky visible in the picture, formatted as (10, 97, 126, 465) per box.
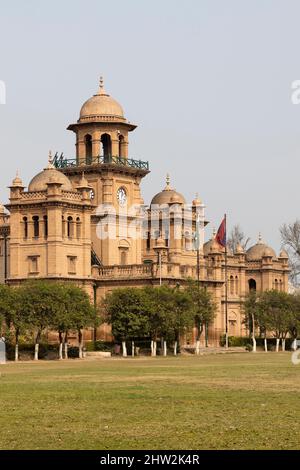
(0, 0, 300, 251)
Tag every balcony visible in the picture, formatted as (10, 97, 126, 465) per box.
(53, 155, 149, 171)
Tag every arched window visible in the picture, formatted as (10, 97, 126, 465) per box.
(23, 217, 28, 238)
(62, 216, 65, 237)
(118, 134, 125, 157)
(32, 216, 39, 238)
(101, 133, 112, 162)
(43, 215, 48, 238)
(76, 217, 81, 239)
(146, 232, 151, 251)
(248, 278, 256, 291)
(85, 134, 92, 164)
(67, 216, 73, 238)
(274, 279, 278, 290)
(230, 275, 234, 295)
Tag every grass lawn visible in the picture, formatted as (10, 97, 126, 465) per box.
(0, 353, 299, 450)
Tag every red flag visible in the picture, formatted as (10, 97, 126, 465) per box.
(216, 216, 226, 247)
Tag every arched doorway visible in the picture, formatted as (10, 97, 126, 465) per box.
(85, 134, 92, 164)
(101, 134, 112, 162)
(248, 278, 256, 291)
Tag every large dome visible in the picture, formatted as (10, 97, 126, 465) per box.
(151, 175, 186, 206)
(79, 77, 125, 122)
(28, 165, 73, 192)
(246, 235, 276, 261)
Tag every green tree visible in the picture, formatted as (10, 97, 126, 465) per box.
(103, 288, 150, 357)
(186, 280, 216, 352)
(243, 290, 260, 352)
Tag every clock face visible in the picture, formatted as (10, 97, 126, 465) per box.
(117, 187, 127, 206)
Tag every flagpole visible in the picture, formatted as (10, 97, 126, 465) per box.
(224, 213, 229, 349)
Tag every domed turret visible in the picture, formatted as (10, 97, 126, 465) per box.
(246, 233, 276, 261)
(79, 77, 125, 123)
(28, 153, 73, 192)
(151, 175, 186, 206)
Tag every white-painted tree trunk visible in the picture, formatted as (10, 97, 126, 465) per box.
(122, 341, 127, 357)
(59, 342, 63, 360)
(132, 341, 135, 357)
(163, 341, 167, 357)
(15, 343, 19, 362)
(151, 340, 154, 356)
(264, 338, 268, 352)
(282, 338, 286, 351)
(292, 339, 297, 351)
(252, 335, 256, 352)
(64, 342, 68, 359)
(276, 338, 280, 352)
(34, 343, 39, 361)
(78, 330, 83, 359)
(153, 341, 157, 357)
(174, 341, 178, 356)
(196, 340, 200, 355)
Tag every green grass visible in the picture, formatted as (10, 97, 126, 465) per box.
(0, 353, 299, 450)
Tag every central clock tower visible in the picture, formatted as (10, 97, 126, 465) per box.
(57, 78, 150, 266)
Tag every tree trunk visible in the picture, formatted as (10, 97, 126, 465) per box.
(251, 314, 256, 352)
(282, 338, 286, 352)
(174, 341, 178, 356)
(151, 340, 154, 356)
(153, 340, 157, 357)
(34, 331, 41, 360)
(276, 338, 280, 352)
(34, 343, 39, 361)
(131, 341, 135, 358)
(163, 341, 167, 357)
(122, 341, 127, 357)
(78, 329, 83, 359)
(58, 331, 63, 360)
(264, 337, 268, 353)
(195, 340, 200, 355)
(292, 339, 297, 351)
(15, 328, 19, 362)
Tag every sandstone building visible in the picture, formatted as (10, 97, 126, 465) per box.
(0, 79, 290, 346)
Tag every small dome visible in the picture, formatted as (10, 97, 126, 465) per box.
(246, 234, 276, 261)
(11, 171, 24, 187)
(235, 243, 244, 254)
(151, 175, 186, 206)
(28, 165, 73, 192)
(204, 237, 221, 255)
(154, 237, 165, 249)
(279, 249, 288, 259)
(192, 193, 202, 206)
(79, 77, 124, 122)
(0, 203, 5, 214)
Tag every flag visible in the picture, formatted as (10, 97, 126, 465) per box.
(216, 216, 226, 247)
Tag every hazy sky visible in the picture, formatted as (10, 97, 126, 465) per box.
(0, 0, 300, 251)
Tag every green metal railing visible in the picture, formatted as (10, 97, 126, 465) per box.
(53, 154, 149, 171)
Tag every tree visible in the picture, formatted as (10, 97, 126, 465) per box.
(259, 290, 293, 351)
(280, 220, 300, 285)
(227, 225, 250, 253)
(290, 294, 300, 350)
(167, 287, 194, 356)
(185, 280, 216, 353)
(103, 288, 150, 357)
(243, 291, 259, 352)
(0, 285, 32, 361)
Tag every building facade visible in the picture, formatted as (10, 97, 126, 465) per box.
(0, 79, 290, 346)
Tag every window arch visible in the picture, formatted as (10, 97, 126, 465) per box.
(235, 276, 239, 295)
(32, 216, 39, 238)
(23, 217, 28, 238)
(101, 133, 112, 162)
(248, 278, 256, 291)
(85, 134, 92, 164)
(67, 216, 73, 238)
(274, 279, 279, 290)
(76, 217, 81, 239)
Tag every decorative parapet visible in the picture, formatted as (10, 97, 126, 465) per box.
(93, 263, 153, 279)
